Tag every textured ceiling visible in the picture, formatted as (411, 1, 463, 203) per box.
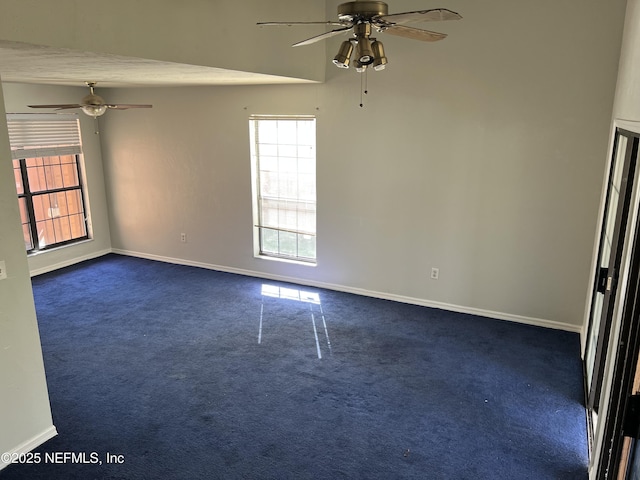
(0, 41, 316, 88)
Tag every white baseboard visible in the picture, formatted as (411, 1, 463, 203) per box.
(0, 425, 57, 471)
(112, 249, 582, 333)
(29, 248, 112, 277)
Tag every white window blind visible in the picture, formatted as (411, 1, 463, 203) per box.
(6, 113, 82, 160)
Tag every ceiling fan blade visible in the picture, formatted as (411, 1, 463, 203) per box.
(106, 104, 153, 110)
(292, 26, 353, 47)
(376, 8, 461, 25)
(381, 24, 447, 42)
(28, 104, 82, 109)
(258, 21, 347, 27)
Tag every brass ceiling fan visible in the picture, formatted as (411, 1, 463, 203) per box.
(28, 82, 153, 117)
(257, 1, 461, 72)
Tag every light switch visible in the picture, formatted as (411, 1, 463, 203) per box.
(0, 260, 6, 280)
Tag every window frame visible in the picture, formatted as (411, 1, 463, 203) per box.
(7, 113, 91, 254)
(14, 154, 90, 253)
(249, 115, 317, 265)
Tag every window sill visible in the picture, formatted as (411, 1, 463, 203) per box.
(27, 238, 94, 257)
(255, 254, 317, 267)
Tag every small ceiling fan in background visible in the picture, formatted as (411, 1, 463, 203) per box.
(28, 82, 153, 117)
(257, 1, 461, 72)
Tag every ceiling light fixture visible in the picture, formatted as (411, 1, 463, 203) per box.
(371, 40, 387, 71)
(355, 37, 375, 65)
(333, 40, 354, 68)
(353, 23, 375, 66)
(333, 37, 386, 72)
(331, 20, 388, 73)
(80, 97, 108, 117)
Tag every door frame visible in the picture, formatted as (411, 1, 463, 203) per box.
(588, 121, 640, 478)
(586, 129, 638, 412)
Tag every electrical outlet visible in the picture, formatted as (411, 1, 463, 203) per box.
(430, 267, 439, 280)
(0, 260, 6, 280)
(180, 233, 187, 243)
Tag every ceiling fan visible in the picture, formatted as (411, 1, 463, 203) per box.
(28, 82, 153, 117)
(257, 1, 461, 72)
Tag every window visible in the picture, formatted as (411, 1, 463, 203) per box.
(7, 114, 89, 253)
(250, 116, 316, 263)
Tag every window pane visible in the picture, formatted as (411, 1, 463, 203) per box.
(35, 218, 55, 249)
(297, 203, 316, 233)
(26, 163, 46, 192)
(53, 216, 72, 242)
(22, 224, 33, 250)
(61, 159, 80, 187)
(276, 121, 297, 145)
(258, 121, 278, 141)
(278, 231, 297, 257)
(18, 198, 33, 250)
(278, 171, 298, 199)
(69, 213, 87, 238)
(13, 160, 24, 194)
(298, 156, 315, 174)
(260, 198, 281, 228)
(18, 197, 30, 223)
(31, 188, 86, 248)
(258, 144, 278, 159)
(32, 194, 51, 222)
(298, 234, 316, 259)
(278, 145, 298, 159)
(26, 156, 79, 192)
(261, 228, 279, 254)
(297, 121, 315, 146)
(26, 157, 43, 168)
(298, 173, 316, 201)
(66, 189, 84, 215)
(260, 171, 279, 198)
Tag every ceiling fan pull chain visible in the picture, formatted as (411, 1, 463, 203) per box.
(364, 68, 368, 96)
(359, 69, 369, 108)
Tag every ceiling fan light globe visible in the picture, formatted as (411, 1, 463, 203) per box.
(81, 104, 108, 117)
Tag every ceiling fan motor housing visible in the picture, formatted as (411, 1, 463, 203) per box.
(82, 93, 105, 106)
(337, 1, 388, 22)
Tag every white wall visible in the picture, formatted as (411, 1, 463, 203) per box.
(99, 0, 627, 331)
(2, 83, 113, 274)
(0, 0, 326, 82)
(0, 80, 56, 470)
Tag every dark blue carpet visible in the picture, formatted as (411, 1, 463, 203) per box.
(2, 254, 588, 479)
